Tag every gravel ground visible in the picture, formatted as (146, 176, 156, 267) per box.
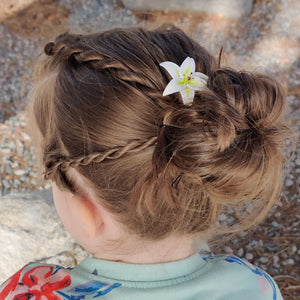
(0, 0, 299, 298)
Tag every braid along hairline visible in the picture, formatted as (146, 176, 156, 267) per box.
(44, 40, 161, 93)
(44, 137, 158, 180)
(71, 51, 161, 91)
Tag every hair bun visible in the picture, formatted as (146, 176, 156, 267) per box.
(154, 68, 288, 174)
(209, 69, 285, 131)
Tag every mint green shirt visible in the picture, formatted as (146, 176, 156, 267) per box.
(0, 254, 282, 299)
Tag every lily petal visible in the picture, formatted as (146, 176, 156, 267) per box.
(180, 88, 195, 105)
(193, 72, 209, 81)
(188, 76, 208, 90)
(163, 78, 185, 96)
(159, 61, 181, 78)
(180, 57, 195, 78)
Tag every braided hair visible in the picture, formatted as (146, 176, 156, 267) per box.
(29, 25, 291, 239)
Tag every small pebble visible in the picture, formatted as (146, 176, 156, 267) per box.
(246, 253, 253, 260)
(291, 245, 297, 253)
(259, 257, 269, 264)
(274, 212, 281, 218)
(273, 255, 279, 264)
(218, 214, 227, 222)
(237, 248, 244, 257)
(285, 179, 293, 187)
(21, 132, 31, 141)
(224, 246, 233, 253)
(271, 221, 281, 228)
(282, 259, 294, 265)
(11, 162, 19, 168)
(15, 169, 27, 176)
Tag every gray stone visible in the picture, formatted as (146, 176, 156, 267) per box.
(285, 178, 293, 187)
(122, 0, 253, 18)
(259, 256, 269, 264)
(237, 248, 244, 257)
(246, 252, 253, 260)
(282, 258, 294, 265)
(0, 190, 88, 283)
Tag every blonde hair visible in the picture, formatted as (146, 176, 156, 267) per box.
(29, 25, 291, 240)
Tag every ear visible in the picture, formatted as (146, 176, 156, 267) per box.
(74, 193, 104, 236)
(52, 183, 104, 251)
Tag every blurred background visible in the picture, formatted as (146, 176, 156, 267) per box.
(0, 0, 299, 298)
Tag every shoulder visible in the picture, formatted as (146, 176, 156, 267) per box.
(0, 263, 72, 300)
(202, 254, 283, 300)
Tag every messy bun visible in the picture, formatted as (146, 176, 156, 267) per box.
(150, 67, 290, 235)
(30, 25, 291, 239)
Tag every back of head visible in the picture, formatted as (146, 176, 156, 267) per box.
(29, 25, 291, 240)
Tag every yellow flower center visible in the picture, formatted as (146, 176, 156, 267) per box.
(182, 76, 191, 85)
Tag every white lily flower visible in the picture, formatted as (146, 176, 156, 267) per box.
(160, 57, 208, 105)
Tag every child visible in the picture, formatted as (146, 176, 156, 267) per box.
(0, 25, 290, 299)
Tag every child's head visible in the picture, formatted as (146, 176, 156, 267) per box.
(30, 25, 290, 242)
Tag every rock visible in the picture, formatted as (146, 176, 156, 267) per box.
(14, 169, 27, 176)
(0, 0, 35, 22)
(271, 221, 281, 228)
(224, 246, 233, 253)
(259, 256, 269, 264)
(237, 248, 244, 257)
(246, 252, 253, 260)
(291, 245, 297, 254)
(122, 0, 253, 18)
(0, 190, 88, 283)
(282, 258, 294, 265)
(285, 178, 294, 187)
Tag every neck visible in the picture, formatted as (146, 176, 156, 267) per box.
(92, 234, 210, 264)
